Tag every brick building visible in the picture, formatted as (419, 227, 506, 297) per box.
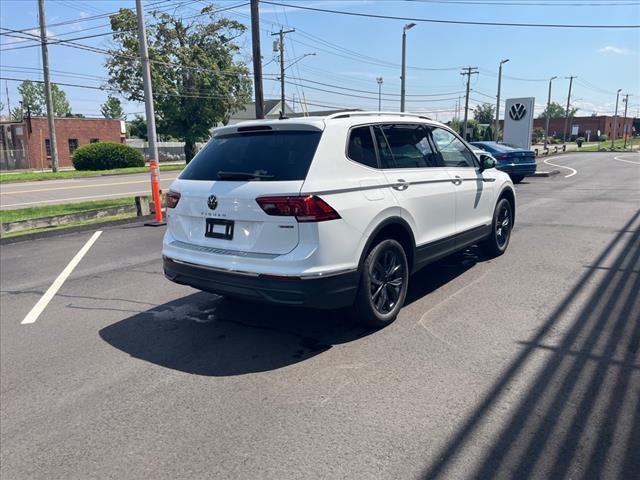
(499, 115, 635, 142)
(533, 115, 635, 140)
(0, 116, 125, 170)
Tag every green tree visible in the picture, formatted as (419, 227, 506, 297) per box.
(473, 103, 495, 124)
(106, 5, 252, 162)
(127, 114, 147, 140)
(16, 80, 71, 116)
(101, 95, 125, 119)
(532, 127, 545, 144)
(538, 101, 579, 119)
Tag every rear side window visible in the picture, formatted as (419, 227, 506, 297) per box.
(347, 126, 378, 168)
(180, 130, 322, 181)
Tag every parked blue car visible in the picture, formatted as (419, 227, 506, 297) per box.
(470, 141, 536, 183)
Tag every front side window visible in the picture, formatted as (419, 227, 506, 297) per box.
(68, 138, 79, 154)
(44, 139, 51, 157)
(431, 128, 477, 168)
(180, 130, 321, 182)
(380, 124, 441, 169)
(347, 126, 377, 168)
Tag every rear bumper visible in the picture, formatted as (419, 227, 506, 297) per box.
(163, 256, 358, 309)
(497, 162, 537, 176)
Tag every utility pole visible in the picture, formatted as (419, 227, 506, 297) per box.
(135, 0, 163, 225)
(38, 0, 59, 172)
(5, 80, 11, 119)
(562, 76, 576, 143)
(250, 0, 264, 119)
(461, 66, 478, 141)
(495, 59, 509, 141)
(612, 88, 622, 148)
(544, 76, 558, 149)
(400, 22, 416, 112)
(622, 93, 631, 149)
(376, 77, 383, 111)
(271, 28, 295, 118)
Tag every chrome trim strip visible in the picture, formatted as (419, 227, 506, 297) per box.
(171, 240, 279, 259)
(166, 256, 356, 280)
(305, 178, 454, 196)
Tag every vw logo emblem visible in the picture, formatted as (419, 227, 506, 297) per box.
(509, 103, 527, 121)
(207, 195, 218, 210)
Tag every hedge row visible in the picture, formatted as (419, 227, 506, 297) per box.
(72, 142, 144, 171)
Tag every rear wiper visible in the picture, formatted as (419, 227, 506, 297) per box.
(217, 171, 275, 180)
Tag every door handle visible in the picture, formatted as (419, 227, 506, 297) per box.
(392, 179, 409, 191)
(451, 176, 463, 186)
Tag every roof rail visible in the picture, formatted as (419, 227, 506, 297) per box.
(325, 111, 432, 121)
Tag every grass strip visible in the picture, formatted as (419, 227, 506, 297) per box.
(578, 138, 636, 152)
(0, 163, 184, 183)
(0, 197, 135, 224)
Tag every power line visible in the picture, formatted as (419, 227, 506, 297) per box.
(261, 1, 640, 28)
(408, 0, 640, 6)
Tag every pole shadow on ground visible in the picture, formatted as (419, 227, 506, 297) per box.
(420, 210, 640, 479)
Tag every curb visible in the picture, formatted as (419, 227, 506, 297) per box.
(0, 215, 156, 245)
(533, 170, 561, 177)
(1, 205, 138, 234)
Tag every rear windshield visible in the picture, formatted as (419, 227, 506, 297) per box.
(180, 130, 322, 181)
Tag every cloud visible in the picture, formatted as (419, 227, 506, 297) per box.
(597, 46, 634, 55)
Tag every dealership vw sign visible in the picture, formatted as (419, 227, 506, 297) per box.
(504, 97, 535, 149)
(508, 103, 527, 121)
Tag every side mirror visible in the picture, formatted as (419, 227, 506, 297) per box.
(479, 154, 496, 172)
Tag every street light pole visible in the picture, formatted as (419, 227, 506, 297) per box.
(612, 88, 622, 148)
(494, 58, 509, 141)
(376, 77, 383, 111)
(544, 76, 558, 150)
(400, 22, 415, 112)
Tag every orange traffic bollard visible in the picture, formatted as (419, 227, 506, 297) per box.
(145, 160, 166, 226)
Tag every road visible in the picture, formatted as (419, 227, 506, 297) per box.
(0, 171, 181, 210)
(1, 152, 639, 479)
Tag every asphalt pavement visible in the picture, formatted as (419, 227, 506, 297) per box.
(0, 170, 181, 210)
(1, 152, 639, 479)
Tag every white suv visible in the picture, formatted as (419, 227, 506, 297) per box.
(162, 112, 515, 327)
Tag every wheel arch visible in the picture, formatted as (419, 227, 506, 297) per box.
(357, 217, 416, 272)
(498, 186, 516, 225)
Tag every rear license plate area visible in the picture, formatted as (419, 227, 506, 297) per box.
(205, 219, 234, 240)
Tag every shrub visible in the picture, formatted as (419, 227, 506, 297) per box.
(598, 135, 608, 142)
(72, 142, 144, 170)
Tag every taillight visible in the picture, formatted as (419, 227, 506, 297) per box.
(166, 190, 181, 208)
(256, 195, 340, 222)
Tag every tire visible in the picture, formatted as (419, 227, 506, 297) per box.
(511, 175, 525, 184)
(351, 239, 409, 328)
(479, 198, 513, 258)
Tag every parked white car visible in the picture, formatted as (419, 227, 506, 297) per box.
(162, 112, 515, 327)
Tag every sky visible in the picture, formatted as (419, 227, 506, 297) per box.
(1, 0, 639, 123)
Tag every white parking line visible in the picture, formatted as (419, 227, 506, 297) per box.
(613, 154, 640, 165)
(21, 231, 102, 325)
(543, 155, 578, 178)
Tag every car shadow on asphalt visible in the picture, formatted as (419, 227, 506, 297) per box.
(99, 248, 486, 377)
